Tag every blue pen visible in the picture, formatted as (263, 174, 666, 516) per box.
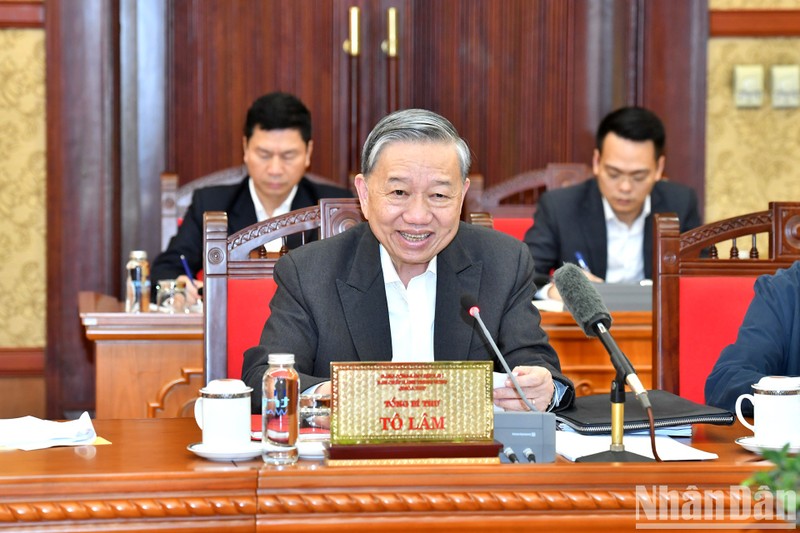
(574, 251, 591, 272)
(179, 254, 198, 288)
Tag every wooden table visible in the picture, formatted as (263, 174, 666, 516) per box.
(79, 292, 203, 419)
(0, 418, 783, 532)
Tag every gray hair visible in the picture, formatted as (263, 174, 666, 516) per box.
(360, 109, 471, 181)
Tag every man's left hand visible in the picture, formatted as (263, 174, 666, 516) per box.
(492, 366, 555, 411)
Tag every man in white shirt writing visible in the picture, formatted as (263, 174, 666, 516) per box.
(524, 106, 701, 300)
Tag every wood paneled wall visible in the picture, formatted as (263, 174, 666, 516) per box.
(0, 1, 46, 418)
(163, 0, 706, 210)
(44, 0, 707, 417)
(46, 0, 121, 417)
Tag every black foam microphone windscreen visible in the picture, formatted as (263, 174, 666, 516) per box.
(552, 263, 612, 337)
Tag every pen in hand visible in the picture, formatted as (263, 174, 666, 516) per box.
(179, 254, 197, 288)
(574, 251, 591, 273)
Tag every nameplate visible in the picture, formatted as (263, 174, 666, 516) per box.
(330, 361, 493, 445)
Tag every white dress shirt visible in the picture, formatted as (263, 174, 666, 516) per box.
(309, 244, 565, 409)
(534, 194, 651, 299)
(248, 179, 299, 252)
(379, 245, 437, 362)
(602, 195, 651, 283)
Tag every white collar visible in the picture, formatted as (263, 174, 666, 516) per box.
(379, 244, 437, 285)
(248, 178, 299, 221)
(601, 194, 651, 226)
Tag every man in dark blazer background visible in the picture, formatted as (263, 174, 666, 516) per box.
(524, 106, 701, 299)
(242, 109, 575, 414)
(150, 92, 352, 302)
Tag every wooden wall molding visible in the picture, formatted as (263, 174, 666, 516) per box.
(0, 0, 44, 28)
(710, 9, 800, 37)
(0, 348, 44, 376)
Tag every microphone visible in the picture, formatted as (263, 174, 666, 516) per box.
(461, 294, 556, 463)
(553, 264, 651, 410)
(461, 295, 538, 412)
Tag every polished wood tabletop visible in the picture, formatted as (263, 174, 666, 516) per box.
(0, 417, 782, 532)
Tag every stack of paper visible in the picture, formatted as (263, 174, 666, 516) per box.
(555, 430, 718, 462)
(532, 299, 564, 312)
(0, 412, 97, 451)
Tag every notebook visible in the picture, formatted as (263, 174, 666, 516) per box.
(594, 282, 652, 311)
(555, 389, 734, 435)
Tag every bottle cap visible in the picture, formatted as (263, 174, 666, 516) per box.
(268, 353, 295, 365)
(130, 250, 148, 260)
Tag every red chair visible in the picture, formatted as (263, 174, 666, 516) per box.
(464, 163, 592, 240)
(653, 202, 800, 403)
(202, 198, 364, 383)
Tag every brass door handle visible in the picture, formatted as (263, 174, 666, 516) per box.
(342, 6, 360, 56)
(381, 7, 398, 57)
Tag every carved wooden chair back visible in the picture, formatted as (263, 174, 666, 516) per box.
(653, 202, 800, 402)
(202, 198, 364, 383)
(464, 163, 592, 239)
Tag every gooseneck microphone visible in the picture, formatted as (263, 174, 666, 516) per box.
(552, 264, 651, 410)
(461, 295, 539, 412)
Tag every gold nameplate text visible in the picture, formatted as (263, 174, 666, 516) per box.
(330, 361, 493, 445)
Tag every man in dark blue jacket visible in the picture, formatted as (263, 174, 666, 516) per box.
(705, 261, 800, 415)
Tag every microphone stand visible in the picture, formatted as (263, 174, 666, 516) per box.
(576, 372, 653, 463)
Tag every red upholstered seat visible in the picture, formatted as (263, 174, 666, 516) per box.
(677, 277, 755, 403)
(226, 278, 278, 379)
(492, 218, 533, 241)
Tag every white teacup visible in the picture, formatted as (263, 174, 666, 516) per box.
(194, 379, 253, 450)
(735, 376, 800, 447)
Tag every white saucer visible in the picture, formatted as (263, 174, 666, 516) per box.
(735, 436, 800, 455)
(187, 442, 262, 462)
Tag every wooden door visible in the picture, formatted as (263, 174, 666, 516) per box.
(167, 0, 413, 187)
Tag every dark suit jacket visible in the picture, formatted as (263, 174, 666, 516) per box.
(242, 222, 575, 413)
(151, 176, 352, 297)
(523, 178, 701, 286)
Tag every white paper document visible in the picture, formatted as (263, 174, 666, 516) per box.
(556, 429, 718, 462)
(0, 411, 97, 451)
(532, 299, 564, 313)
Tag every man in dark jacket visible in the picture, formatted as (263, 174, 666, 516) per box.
(524, 107, 701, 298)
(151, 92, 352, 302)
(242, 109, 575, 414)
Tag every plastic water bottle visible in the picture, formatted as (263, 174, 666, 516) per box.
(262, 353, 299, 465)
(125, 250, 150, 313)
